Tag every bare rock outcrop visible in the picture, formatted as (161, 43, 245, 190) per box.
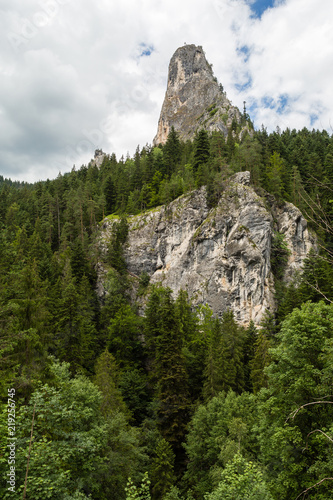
(153, 44, 251, 145)
(100, 173, 316, 326)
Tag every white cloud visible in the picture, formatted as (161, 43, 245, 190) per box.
(0, 0, 332, 182)
(239, 0, 333, 130)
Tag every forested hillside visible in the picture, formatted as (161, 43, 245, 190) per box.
(1, 126, 333, 499)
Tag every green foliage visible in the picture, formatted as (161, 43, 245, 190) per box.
(1, 360, 105, 499)
(243, 321, 257, 392)
(163, 486, 185, 500)
(230, 136, 262, 185)
(183, 391, 258, 498)
(265, 152, 288, 200)
(119, 369, 151, 425)
(104, 175, 117, 215)
(205, 454, 273, 500)
(193, 129, 210, 173)
(94, 348, 128, 416)
(125, 472, 151, 500)
(164, 126, 181, 177)
(108, 304, 143, 369)
(151, 438, 175, 499)
(138, 272, 150, 295)
(297, 249, 333, 303)
(145, 287, 190, 455)
(203, 310, 245, 400)
(100, 268, 129, 322)
(257, 301, 333, 499)
(249, 330, 271, 394)
(101, 412, 147, 500)
(2, 114, 333, 500)
(52, 271, 97, 373)
(270, 231, 290, 280)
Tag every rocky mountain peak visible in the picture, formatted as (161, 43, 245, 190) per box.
(153, 44, 251, 145)
(167, 44, 213, 89)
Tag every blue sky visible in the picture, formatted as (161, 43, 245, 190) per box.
(249, 0, 277, 18)
(0, 0, 333, 182)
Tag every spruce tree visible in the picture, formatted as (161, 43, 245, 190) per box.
(193, 129, 210, 174)
(108, 216, 129, 274)
(94, 348, 128, 416)
(249, 330, 271, 394)
(203, 318, 224, 400)
(220, 311, 245, 393)
(243, 320, 257, 392)
(53, 268, 96, 373)
(145, 287, 190, 456)
(164, 126, 181, 177)
(151, 438, 175, 500)
(108, 304, 144, 369)
(249, 311, 275, 394)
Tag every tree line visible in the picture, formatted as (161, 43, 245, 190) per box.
(0, 125, 333, 498)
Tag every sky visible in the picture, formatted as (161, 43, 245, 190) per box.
(1, 0, 333, 183)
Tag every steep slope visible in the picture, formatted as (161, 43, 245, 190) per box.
(153, 44, 250, 145)
(100, 173, 316, 326)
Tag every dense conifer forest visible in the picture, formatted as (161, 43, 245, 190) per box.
(1, 126, 333, 499)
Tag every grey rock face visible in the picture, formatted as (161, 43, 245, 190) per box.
(100, 172, 316, 326)
(153, 44, 250, 145)
(90, 149, 106, 168)
(274, 201, 316, 282)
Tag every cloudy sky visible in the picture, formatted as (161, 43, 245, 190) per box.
(1, 0, 333, 183)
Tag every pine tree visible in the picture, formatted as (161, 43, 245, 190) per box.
(151, 438, 175, 500)
(108, 304, 144, 369)
(226, 127, 235, 161)
(193, 129, 210, 174)
(243, 320, 257, 392)
(174, 289, 196, 343)
(249, 330, 271, 394)
(203, 318, 224, 400)
(94, 348, 128, 416)
(249, 312, 275, 393)
(53, 267, 96, 372)
(145, 287, 190, 455)
(257, 302, 333, 499)
(70, 238, 91, 282)
(219, 310, 245, 394)
(0, 258, 50, 397)
(203, 311, 245, 399)
(297, 249, 333, 304)
(266, 152, 287, 200)
(164, 126, 181, 177)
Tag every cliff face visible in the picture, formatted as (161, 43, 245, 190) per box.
(153, 44, 249, 145)
(100, 173, 316, 326)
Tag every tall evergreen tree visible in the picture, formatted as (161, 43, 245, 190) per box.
(53, 269, 96, 373)
(193, 129, 210, 174)
(243, 320, 257, 392)
(151, 438, 175, 500)
(203, 310, 245, 399)
(94, 348, 128, 416)
(203, 317, 224, 400)
(145, 287, 190, 456)
(163, 126, 181, 177)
